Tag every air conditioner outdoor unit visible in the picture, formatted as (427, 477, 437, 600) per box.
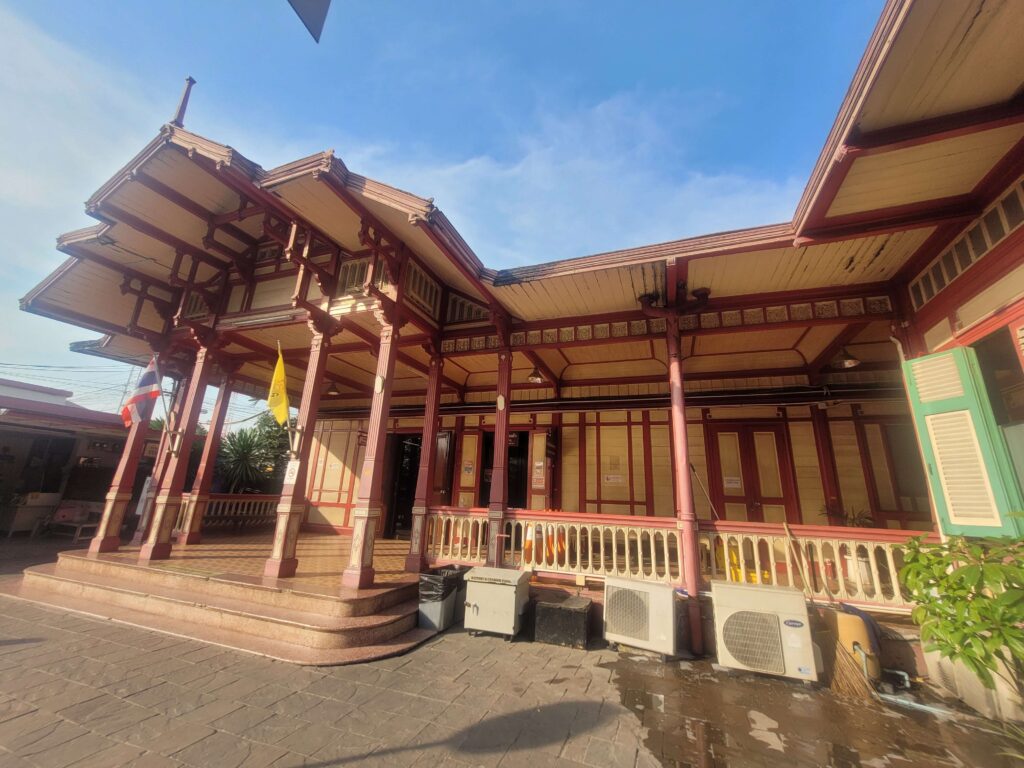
(603, 576, 676, 655)
(712, 581, 818, 682)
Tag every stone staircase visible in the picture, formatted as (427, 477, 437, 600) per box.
(6, 550, 435, 665)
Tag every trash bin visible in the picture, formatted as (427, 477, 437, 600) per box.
(418, 567, 469, 631)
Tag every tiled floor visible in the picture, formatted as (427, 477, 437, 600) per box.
(0, 593, 1015, 767)
(84, 532, 417, 590)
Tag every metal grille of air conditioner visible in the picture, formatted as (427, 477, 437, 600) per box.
(911, 354, 964, 402)
(605, 584, 650, 642)
(721, 611, 785, 674)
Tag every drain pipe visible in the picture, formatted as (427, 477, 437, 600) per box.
(640, 287, 710, 656)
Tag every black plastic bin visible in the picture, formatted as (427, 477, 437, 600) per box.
(418, 566, 470, 631)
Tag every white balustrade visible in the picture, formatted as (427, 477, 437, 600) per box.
(173, 494, 280, 533)
(422, 508, 490, 564)
(697, 522, 931, 612)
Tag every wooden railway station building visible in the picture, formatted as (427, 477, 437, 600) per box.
(17, 0, 1024, 659)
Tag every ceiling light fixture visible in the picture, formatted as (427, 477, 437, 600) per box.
(833, 348, 861, 369)
(527, 366, 544, 385)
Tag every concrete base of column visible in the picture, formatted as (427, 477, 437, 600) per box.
(403, 553, 427, 574)
(341, 565, 375, 589)
(263, 557, 299, 579)
(88, 535, 122, 555)
(404, 510, 428, 573)
(138, 542, 172, 562)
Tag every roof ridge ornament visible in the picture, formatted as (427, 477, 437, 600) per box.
(170, 76, 196, 129)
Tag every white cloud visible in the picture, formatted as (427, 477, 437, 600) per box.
(0, 4, 803, 412)
(338, 92, 803, 268)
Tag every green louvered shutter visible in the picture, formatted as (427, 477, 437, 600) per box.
(902, 346, 1024, 538)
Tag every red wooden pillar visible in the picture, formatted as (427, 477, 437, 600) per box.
(178, 379, 233, 545)
(342, 320, 399, 589)
(406, 352, 443, 573)
(263, 328, 330, 579)
(130, 375, 188, 546)
(89, 417, 152, 554)
(666, 316, 703, 655)
(486, 348, 513, 567)
(811, 407, 843, 522)
(139, 347, 214, 563)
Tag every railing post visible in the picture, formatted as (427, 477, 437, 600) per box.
(179, 377, 233, 545)
(666, 315, 704, 655)
(486, 347, 513, 567)
(342, 316, 399, 589)
(264, 325, 331, 579)
(140, 347, 215, 563)
(406, 351, 443, 573)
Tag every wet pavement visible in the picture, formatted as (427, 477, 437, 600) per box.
(604, 653, 1009, 767)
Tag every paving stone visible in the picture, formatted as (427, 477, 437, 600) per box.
(209, 705, 274, 736)
(265, 693, 321, 719)
(108, 714, 213, 756)
(58, 696, 156, 735)
(240, 713, 307, 746)
(171, 731, 286, 768)
(63, 740, 146, 767)
(19, 732, 116, 768)
(272, 722, 342, 757)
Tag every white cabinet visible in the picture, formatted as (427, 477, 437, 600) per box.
(463, 567, 531, 638)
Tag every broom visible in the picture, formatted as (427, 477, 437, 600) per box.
(783, 523, 875, 701)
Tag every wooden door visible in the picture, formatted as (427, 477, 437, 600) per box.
(708, 424, 798, 523)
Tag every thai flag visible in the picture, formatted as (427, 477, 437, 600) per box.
(120, 357, 161, 427)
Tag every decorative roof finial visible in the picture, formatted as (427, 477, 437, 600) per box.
(170, 77, 197, 128)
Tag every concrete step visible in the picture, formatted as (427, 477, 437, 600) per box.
(20, 562, 421, 651)
(3, 575, 436, 666)
(53, 550, 418, 618)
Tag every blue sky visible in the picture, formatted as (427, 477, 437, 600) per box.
(0, 0, 882, 420)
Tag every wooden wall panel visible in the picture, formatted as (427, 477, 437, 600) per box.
(306, 419, 365, 528)
(560, 426, 580, 511)
(687, 423, 711, 520)
(457, 432, 479, 508)
(788, 421, 825, 524)
(650, 424, 673, 516)
(529, 431, 548, 510)
(830, 420, 872, 515)
(864, 423, 898, 511)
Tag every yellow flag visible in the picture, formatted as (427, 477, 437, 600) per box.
(267, 342, 290, 425)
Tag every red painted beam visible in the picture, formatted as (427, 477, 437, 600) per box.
(847, 96, 1024, 155)
(97, 203, 231, 272)
(133, 171, 257, 248)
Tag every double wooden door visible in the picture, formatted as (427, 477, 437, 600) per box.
(707, 423, 798, 523)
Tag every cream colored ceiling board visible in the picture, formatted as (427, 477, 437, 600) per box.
(561, 340, 654, 365)
(851, 321, 894, 344)
(687, 227, 932, 297)
(81, 334, 154, 365)
(859, 0, 1024, 132)
(92, 221, 184, 279)
(561, 359, 667, 382)
(683, 350, 805, 374)
(235, 322, 313, 352)
(450, 354, 498, 374)
(491, 262, 662, 321)
(331, 349, 379, 375)
(534, 348, 568, 377)
(34, 260, 166, 334)
(796, 325, 842, 363)
(272, 177, 364, 251)
(467, 371, 498, 388)
(846, 341, 898, 363)
(828, 124, 1024, 218)
(691, 328, 805, 356)
(141, 146, 242, 215)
